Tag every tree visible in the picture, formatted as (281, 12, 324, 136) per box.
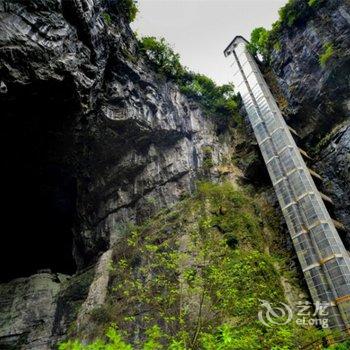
(248, 27, 270, 59)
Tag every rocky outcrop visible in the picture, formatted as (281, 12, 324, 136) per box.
(268, 0, 350, 244)
(315, 122, 350, 247)
(0, 269, 95, 349)
(269, 0, 350, 144)
(0, 0, 349, 348)
(0, 273, 67, 349)
(0, 0, 231, 270)
(0, 0, 233, 348)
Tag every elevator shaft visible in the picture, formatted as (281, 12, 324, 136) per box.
(224, 36, 350, 333)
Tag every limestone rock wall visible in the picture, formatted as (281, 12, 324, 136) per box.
(268, 0, 350, 243)
(0, 1, 233, 348)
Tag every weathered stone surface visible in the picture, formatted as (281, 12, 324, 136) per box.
(0, 269, 95, 349)
(76, 249, 113, 333)
(0, 273, 66, 349)
(0, 0, 233, 348)
(51, 268, 95, 345)
(0, 0, 349, 348)
(315, 122, 350, 247)
(270, 0, 350, 143)
(269, 0, 350, 244)
(0, 0, 232, 269)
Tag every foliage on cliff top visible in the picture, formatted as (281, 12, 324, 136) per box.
(60, 182, 330, 349)
(249, 0, 326, 61)
(139, 37, 240, 123)
(118, 0, 138, 22)
(105, 0, 138, 24)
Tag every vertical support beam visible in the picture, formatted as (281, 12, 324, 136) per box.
(224, 36, 350, 333)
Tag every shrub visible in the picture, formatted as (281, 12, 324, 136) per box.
(119, 0, 138, 23)
(101, 12, 111, 25)
(319, 42, 335, 67)
(278, 0, 302, 27)
(202, 146, 214, 170)
(308, 0, 321, 7)
(58, 325, 133, 350)
(249, 0, 323, 61)
(139, 36, 185, 79)
(273, 40, 282, 52)
(248, 27, 270, 58)
(324, 340, 350, 349)
(179, 73, 238, 119)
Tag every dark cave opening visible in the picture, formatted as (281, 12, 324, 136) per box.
(0, 79, 79, 283)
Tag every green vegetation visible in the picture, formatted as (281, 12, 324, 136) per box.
(139, 37, 239, 122)
(249, 0, 325, 61)
(308, 0, 320, 7)
(60, 182, 333, 349)
(312, 121, 347, 156)
(247, 27, 270, 58)
(102, 0, 138, 25)
(324, 340, 350, 350)
(59, 326, 132, 350)
(119, 0, 138, 23)
(273, 40, 282, 52)
(179, 74, 238, 121)
(202, 146, 214, 170)
(277, 0, 307, 28)
(59, 327, 350, 350)
(308, 0, 323, 7)
(319, 43, 335, 67)
(101, 12, 112, 26)
(139, 37, 185, 79)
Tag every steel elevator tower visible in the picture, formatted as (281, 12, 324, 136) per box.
(224, 36, 350, 333)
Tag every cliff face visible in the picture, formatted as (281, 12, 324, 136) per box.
(270, 0, 350, 140)
(268, 0, 350, 245)
(0, 0, 231, 269)
(0, 1, 232, 348)
(0, 0, 349, 349)
(315, 123, 350, 246)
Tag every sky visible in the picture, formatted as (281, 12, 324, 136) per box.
(132, 0, 285, 85)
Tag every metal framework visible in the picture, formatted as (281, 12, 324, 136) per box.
(224, 36, 350, 333)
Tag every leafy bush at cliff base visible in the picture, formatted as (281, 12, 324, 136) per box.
(59, 182, 334, 349)
(249, 0, 326, 61)
(324, 340, 350, 350)
(59, 325, 348, 350)
(139, 37, 239, 122)
(58, 326, 132, 350)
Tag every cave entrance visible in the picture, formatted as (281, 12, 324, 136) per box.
(0, 79, 79, 282)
